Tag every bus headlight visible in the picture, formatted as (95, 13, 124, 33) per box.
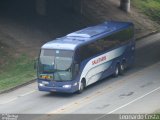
(39, 83, 44, 87)
(63, 85, 71, 88)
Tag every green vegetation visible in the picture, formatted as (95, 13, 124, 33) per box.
(132, 0, 160, 24)
(0, 45, 36, 92)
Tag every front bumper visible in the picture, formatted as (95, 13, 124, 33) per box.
(38, 79, 79, 93)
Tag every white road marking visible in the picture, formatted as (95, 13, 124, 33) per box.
(0, 90, 36, 105)
(19, 90, 36, 97)
(93, 86, 160, 120)
(0, 98, 17, 105)
(108, 86, 160, 113)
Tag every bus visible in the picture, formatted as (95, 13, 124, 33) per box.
(37, 21, 135, 93)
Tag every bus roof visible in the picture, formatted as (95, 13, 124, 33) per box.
(42, 21, 133, 50)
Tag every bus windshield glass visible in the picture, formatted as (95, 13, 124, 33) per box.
(38, 49, 74, 81)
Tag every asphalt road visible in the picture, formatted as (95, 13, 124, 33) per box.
(0, 33, 160, 115)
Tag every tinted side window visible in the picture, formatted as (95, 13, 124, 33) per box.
(88, 40, 102, 56)
(75, 26, 134, 63)
(106, 26, 134, 45)
(76, 44, 91, 62)
(76, 41, 103, 62)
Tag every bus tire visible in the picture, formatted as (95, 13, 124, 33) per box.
(113, 64, 120, 77)
(119, 61, 126, 75)
(77, 80, 85, 94)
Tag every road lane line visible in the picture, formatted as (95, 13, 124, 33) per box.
(0, 90, 36, 105)
(0, 98, 17, 105)
(107, 86, 160, 114)
(19, 90, 36, 97)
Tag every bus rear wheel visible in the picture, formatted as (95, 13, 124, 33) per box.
(120, 61, 127, 75)
(113, 64, 120, 77)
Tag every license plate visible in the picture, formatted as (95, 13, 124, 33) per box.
(51, 89, 56, 92)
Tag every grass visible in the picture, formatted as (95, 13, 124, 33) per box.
(132, 0, 160, 24)
(0, 46, 36, 92)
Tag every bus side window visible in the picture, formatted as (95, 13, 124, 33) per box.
(98, 35, 119, 51)
(76, 45, 90, 63)
(88, 41, 101, 57)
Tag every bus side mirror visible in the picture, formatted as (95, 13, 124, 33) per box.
(34, 58, 38, 70)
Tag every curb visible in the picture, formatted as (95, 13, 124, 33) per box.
(0, 79, 36, 95)
(136, 30, 159, 41)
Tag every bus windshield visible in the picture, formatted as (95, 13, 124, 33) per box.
(38, 49, 74, 81)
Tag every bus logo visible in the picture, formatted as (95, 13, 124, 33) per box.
(92, 56, 107, 65)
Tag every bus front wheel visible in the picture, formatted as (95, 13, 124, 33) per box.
(77, 80, 86, 94)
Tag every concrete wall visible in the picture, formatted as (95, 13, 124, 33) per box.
(35, 0, 75, 16)
(35, 0, 131, 16)
(0, 0, 36, 15)
(35, 0, 47, 16)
